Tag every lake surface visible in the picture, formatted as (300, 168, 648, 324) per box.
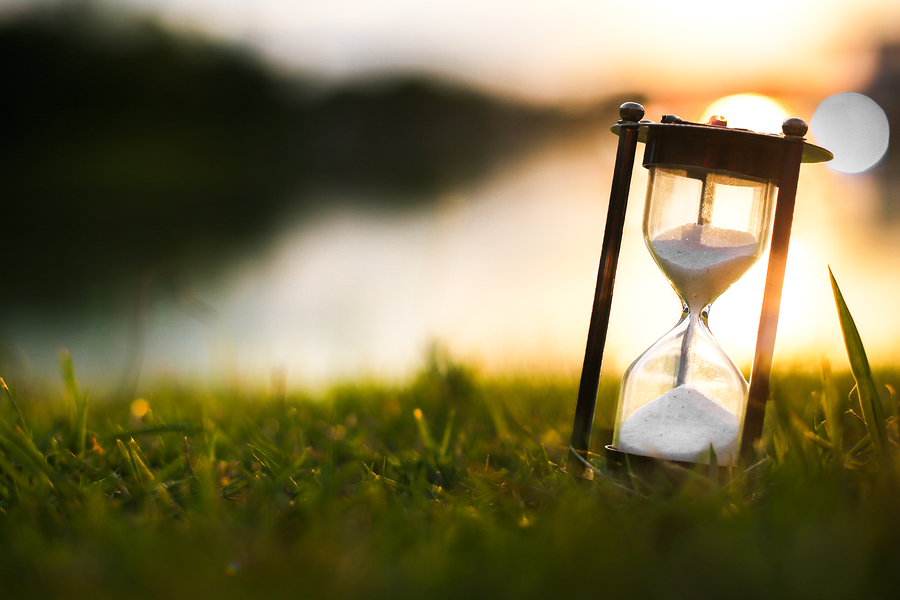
(5, 129, 899, 395)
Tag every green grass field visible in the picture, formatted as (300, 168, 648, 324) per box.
(2, 356, 899, 599)
(2, 277, 900, 599)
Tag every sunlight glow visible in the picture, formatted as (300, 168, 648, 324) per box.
(709, 259, 766, 364)
(709, 240, 834, 368)
(700, 94, 790, 134)
(777, 241, 833, 346)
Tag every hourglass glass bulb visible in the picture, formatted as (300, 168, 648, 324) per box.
(613, 163, 779, 464)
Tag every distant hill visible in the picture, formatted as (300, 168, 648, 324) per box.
(0, 3, 626, 314)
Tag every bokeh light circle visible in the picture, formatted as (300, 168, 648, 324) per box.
(811, 93, 890, 174)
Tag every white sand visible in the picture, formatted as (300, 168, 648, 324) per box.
(618, 223, 752, 462)
(650, 223, 758, 312)
(617, 384, 739, 463)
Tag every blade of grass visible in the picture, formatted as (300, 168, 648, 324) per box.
(438, 408, 455, 464)
(362, 462, 412, 493)
(848, 432, 873, 458)
(540, 444, 556, 477)
(820, 357, 844, 456)
(0, 425, 56, 490)
(271, 458, 305, 492)
(127, 438, 180, 512)
(0, 378, 27, 432)
(248, 443, 281, 473)
(60, 351, 91, 454)
(708, 443, 718, 483)
(804, 430, 835, 452)
(60, 350, 80, 437)
(413, 408, 436, 453)
(117, 439, 141, 484)
(76, 391, 90, 456)
(0, 449, 26, 497)
(829, 267, 887, 460)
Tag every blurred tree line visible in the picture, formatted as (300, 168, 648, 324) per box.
(0, 2, 622, 316)
(865, 42, 900, 221)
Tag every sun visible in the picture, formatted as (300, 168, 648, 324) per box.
(700, 94, 790, 134)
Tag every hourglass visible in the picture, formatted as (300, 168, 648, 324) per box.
(568, 103, 832, 472)
(614, 160, 776, 465)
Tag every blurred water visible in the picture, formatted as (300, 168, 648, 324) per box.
(0, 132, 598, 391)
(199, 131, 900, 389)
(5, 116, 900, 397)
(162, 133, 619, 389)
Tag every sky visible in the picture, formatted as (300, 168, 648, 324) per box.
(5, 0, 900, 103)
(70, 0, 900, 103)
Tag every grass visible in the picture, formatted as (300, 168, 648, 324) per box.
(2, 281, 900, 598)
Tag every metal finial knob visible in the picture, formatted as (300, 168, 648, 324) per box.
(619, 102, 645, 123)
(782, 117, 808, 137)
